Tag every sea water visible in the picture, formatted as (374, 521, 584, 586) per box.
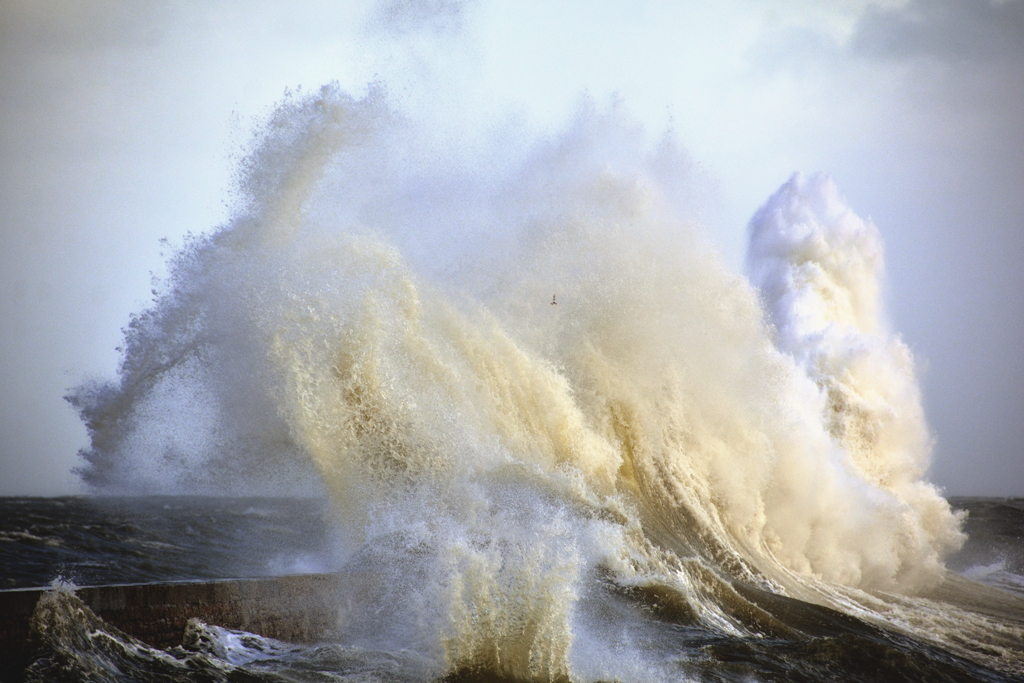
(3, 496, 1022, 681)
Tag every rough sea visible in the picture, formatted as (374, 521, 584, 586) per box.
(4, 86, 1023, 681)
(1, 496, 1022, 682)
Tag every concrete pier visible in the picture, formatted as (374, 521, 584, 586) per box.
(0, 573, 349, 680)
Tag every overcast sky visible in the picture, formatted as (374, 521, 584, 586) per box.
(1, 0, 1022, 496)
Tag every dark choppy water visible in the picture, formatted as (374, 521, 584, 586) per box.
(3, 496, 1023, 682)
(946, 497, 1024, 595)
(0, 496, 335, 590)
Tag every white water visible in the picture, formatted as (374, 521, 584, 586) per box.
(68, 85, 1019, 680)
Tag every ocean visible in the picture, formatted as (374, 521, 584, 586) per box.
(4, 85, 1023, 681)
(1, 496, 1022, 681)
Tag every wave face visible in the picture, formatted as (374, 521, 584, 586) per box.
(68, 85, 1014, 680)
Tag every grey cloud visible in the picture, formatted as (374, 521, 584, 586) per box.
(851, 0, 1024, 62)
(0, 1, 171, 56)
(749, 0, 1024, 73)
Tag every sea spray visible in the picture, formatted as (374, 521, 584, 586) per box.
(746, 172, 965, 586)
(66, 84, 986, 679)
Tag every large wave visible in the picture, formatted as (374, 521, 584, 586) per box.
(68, 85, 993, 680)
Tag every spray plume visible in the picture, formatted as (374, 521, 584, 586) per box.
(66, 86, 973, 680)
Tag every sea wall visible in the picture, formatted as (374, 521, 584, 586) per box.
(0, 573, 350, 680)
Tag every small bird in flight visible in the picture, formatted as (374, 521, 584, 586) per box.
(551, 294, 557, 305)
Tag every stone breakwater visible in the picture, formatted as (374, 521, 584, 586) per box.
(0, 573, 350, 680)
